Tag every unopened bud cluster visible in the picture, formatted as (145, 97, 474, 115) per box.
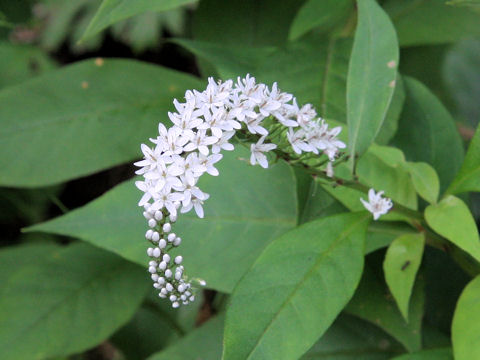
(143, 207, 199, 307)
(135, 75, 347, 307)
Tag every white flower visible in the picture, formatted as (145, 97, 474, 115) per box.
(211, 131, 235, 154)
(250, 136, 277, 168)
(150, 188, 184, 217)
(360, 189, 393, 220)
(183, 129, 218, 156)
(244, 116, 268, 136)
(287, 128, 314, 154)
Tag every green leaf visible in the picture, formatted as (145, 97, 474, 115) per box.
(0, 242, 149, 360)
(81, 0, 195, 41)
(223, 212, 369, 360)
(391, 77, 464, 193)
(0, 59, 202, 187)
(346, 265, 424, 352)
(147, 315, 224, 360)
(384, 0, 480, 46)
(447, 124, 480, 195)
(0, 42, 56, 88)
(443, 38, 480, 127)
(383, 233, 425, 321)
(452, 275, 480, 359)
(391, 348, 453, 360)
(288, 0, 354, 40)
(376, 74, 406, 145)
(347, 0, 399, 166)
(406, 162, 440, 204)
(193, 0, 305, 47)
(357, 144, 418, 210)
(301, 314, 400, 359)
(175, 35, 352, 120)
(425, 195, 480, 262)
(27, 147, 297, 293)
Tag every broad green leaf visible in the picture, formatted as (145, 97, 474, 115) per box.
(447, 124, 480, 195)
(82, 0, 195, 41)
(383, 233, 425, 321)
(175, 35, 352, 120)
(147, 315, 224, 360)
(0, 59, 202, 187)
(193, 0, 305, 47)
(27, 147, 297, 293)
(346, 265, 424, 352)
(452, 275, 480, 359)
(0, 42, 56, 88)
(443, 38, 480, 127)
(391, 77, 464, 192)
(391, 348, 453, 360)
(384, 0, 480, 46)
(0, 242, 61, 284)
(223, 212, 369, 360)
(357, 145, 418, 210)
(347, 0, 399, 166)
(0, 242, 149, 360)
(425, 195, 480, 262)
(376, 74, 406, 145)
(407, 162, 440, 204)
(301, 314, 400, 359)
(288, 0, 354, 40)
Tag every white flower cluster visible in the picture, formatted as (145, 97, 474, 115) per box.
(135, 75, 346, 307)
(360, 189, 393, 220)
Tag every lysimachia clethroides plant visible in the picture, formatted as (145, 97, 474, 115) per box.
(134, 75, 385, 308)
(4, 0, 480, 359)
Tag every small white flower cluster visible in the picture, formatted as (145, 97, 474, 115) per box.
(135, 75, 346, 307)
(360, 189, 393, 220)
(286, 108, 346, 161)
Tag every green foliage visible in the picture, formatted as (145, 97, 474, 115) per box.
(346, 265, 424, 352)
(81, 0, 195, 41)
(392, 77, 464, 192)
(391, 348, 453, 360)
(383, 0, 480, 46)
(2, 0, 479, 359)
(383, 233, 425, 320)
(223, 213, 368, 360)
(0, 59, 201, 187)
(443, 38, 480, 126)
(347, 0, 398, 165)
(447, 124, 480, 195)
(452, 275, 480, 359)
(406, 162, 440, 204)
(0, 242, 148, 360)
(425, 195, 480, 262)
(288, 0, 353, 40)
(175, 35, 352, 121)
(0, 42, 56, 88)
(147, 315, 225, 360)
